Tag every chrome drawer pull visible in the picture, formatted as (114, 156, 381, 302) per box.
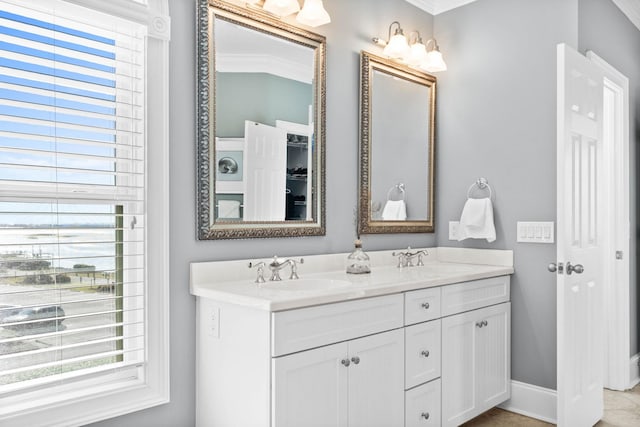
(341, 358, 350, 367)
(421, 412, 430, 420)
(350, 356, 360, 365)
(421, 302, 430, 309)
(420, 350, 430, 358)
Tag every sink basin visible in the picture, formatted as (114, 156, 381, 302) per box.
(259, 278, 351, 292)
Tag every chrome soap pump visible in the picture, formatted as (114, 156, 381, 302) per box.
(346, 239, 371, 274)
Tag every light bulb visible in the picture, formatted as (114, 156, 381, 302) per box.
(296, 0, 331, 27)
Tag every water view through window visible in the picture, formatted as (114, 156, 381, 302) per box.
(0, 203, 123, 386)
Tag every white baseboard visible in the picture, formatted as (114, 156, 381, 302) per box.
(630, 353, 640, 388)
(499, 380, 557, 424)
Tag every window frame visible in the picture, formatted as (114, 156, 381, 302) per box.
(0, 0, 171, 425)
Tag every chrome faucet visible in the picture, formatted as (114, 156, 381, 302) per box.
(392, 247, 429, 268)
(268, 256, 304, 281)
(248, 261, 266, 283)
(406, 249, 429, 266)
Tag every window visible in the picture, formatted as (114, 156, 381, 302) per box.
(0, 0, 169, 425)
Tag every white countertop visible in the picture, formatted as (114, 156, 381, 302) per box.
(190, 247, 514, 311)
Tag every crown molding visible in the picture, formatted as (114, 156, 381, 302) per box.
(406, 0, 640, 30)
(216, 53, 313, 84)
(611, 0, 640, 31)
(404, 0, 479, 15)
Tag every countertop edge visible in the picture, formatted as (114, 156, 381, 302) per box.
(191, 266, 514, 312)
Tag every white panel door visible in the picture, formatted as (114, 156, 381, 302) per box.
(347, 329, 404, 427)
(272, 342, 348, 427)
(556, 43, 605, 427)
(244, 120, 287, 221)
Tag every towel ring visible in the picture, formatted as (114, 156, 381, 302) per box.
(387, 183, 405, 201)
(467, 178, 492, 199)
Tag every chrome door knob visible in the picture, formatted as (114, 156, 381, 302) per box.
(420, 350, 430, 358)
(566, 262, 584, 275)
(548, 263, 558, 272)
(421, 412, 430, 420)
(350, 356, 360, 365)
(421, 302, 430, 309)
(341, 358, 350, 367)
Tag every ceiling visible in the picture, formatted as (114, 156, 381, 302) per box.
(405, 0, 640, 30)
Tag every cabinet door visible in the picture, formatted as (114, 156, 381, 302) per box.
(476, 302, 510, 409)
(442, 303, 511, 427)
(272, 342, 348, 427)
(348, 328, 405, 427)
(442, 310, 477, 426)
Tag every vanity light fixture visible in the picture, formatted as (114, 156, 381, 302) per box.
(376, 21, 410, 58)
(421, 38, 447, 72)
(247, 0, 332, 27)
(372, 22, 447, 72)
(296, 0, 331, 27)
(405, 31, 427, 67)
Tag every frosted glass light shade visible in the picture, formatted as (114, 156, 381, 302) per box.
(383, 33, 409, 59)
(422, 49, 447, 72)
(405, 42, 427, 67)
(263, 0, 300, 17)
(296, 0, 331, 27)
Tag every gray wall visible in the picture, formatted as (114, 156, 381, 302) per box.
(434, 0, 579, 390)
(578, 0, 640, 358)
(215, 72, 312, 137)
(91, 0, 435, 425)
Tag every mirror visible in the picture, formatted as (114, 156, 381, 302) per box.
(196, 0, 326, 239)
(358, 51, 436, 234)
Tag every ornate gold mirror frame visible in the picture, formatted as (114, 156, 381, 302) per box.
(196, 0, 326, 239)
(358, 51, 436, 234)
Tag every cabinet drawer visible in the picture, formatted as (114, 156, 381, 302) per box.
(441, 275, 510, 316)
(272, 294, 403, 357)
(405, 319, 441, 389)
(404, 287, 441, 325)
(405, 379, 441, 427)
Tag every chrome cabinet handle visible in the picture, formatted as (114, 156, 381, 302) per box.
(341, 358, 350, 367)
(476, 321, 483, 328)
(420, 350, 430, 358)
(421, 302, 430, 309)
(421, 412, 430, 420)
(350, 356, 360, 365)
(482, 320, 488, 327)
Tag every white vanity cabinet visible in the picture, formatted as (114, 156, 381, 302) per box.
(195, 273, 511, 427)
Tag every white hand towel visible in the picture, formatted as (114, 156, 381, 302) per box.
(457, 197, 496, 242)
(218, 199, 241, 219)
(381, 200, 407, 220)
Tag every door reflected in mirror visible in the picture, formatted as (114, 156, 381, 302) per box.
(358, 51, 436, 234)
(196, 0, 326, 239)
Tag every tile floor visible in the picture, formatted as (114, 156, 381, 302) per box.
(462, 384, 640, 426)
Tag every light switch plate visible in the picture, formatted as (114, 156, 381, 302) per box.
(517, 221, 554, 243)
(449, 221, 459, 240)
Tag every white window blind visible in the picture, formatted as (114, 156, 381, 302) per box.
(0, 0, 146, 396)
